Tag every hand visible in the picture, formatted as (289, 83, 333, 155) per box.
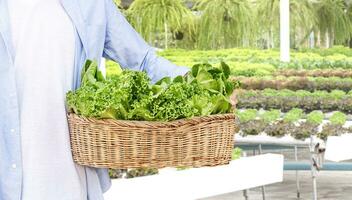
(230, 91, 238, 109)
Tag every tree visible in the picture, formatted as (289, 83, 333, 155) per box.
(314, 0, 351, 47)
(127, 0, 193, 49)
(195, 0, 255, 49)
(256, 0, 316, 49)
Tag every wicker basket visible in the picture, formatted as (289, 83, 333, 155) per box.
(68, 113, 236, 169)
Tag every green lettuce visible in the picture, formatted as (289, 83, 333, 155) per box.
(67, 60, 238, 121)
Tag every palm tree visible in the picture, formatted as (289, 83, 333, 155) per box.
(315, 0, 351, 47)
(127, 0, 193, 49)
(195, 0, 256, 49)
(256, 0, 316, 49)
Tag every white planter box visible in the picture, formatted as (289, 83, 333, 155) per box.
(104, 154, 284, 200)
(325, 134, 352, 162)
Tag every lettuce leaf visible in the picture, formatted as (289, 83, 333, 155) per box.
(67, 60, 239, 121)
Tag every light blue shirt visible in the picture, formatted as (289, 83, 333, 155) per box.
(0, 0, 189, 199)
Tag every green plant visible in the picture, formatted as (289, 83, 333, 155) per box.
(237, 89, 352, 113)
(299, 46, 352, 57)
(236, 109, 257, 123)
(232, 148, 242, 160)
(318, 112, 347, 140)
(306, 111, 324, 125)
(256, 0, 316, 48)
(238, 109, 350, 140)
(292, 122, 315, 140)
(275, 69, 352, 78)
(106, 60, 122, 76)
(283, 108, 304, 123)
(195, 0, 255, 49)
(109, 169, 126, 179)
(126, 168, 159, 178)
(159, 48, 352, 72)
(314, 0, 351, 46)
(238, 76, 352, 92)
(329, 111, 347, 125)
(127, 0, 193, 48)
(261, 110, 281, 123)
(67, 61, 237, 121)
(240, 119, 267, 136)
(266, 120, 296, 138)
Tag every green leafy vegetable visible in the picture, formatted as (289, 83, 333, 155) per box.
(67, 60, 238, 121)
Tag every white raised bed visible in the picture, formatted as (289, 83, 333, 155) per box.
(104, 154, 284, 200)
(326, 133, 352, 162)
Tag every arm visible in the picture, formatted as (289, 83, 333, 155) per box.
(103, 0, 189, 83)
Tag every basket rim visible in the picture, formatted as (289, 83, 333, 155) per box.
(67, 112, 236, 128)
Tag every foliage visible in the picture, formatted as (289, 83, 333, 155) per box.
(195, 0, 255, 49)
(127, 0, 193, 48)
(299, 46, 352, 57)
(239, 119, 267, 136)
(238, 109, 351, 141)
(306, 111, 324, 125)
(329, 111, 347, 125)
(67, 60, 237, 121)
(232, 148, 242, 160)
(236, 109, 258, 123)
(314, 0, 351, 45)
(318, 111, 347, 140)
(275, 69, 352, 78)
(256, 0, 316, 48)
(283, 108, 304, 123)
(126, 168, 159, 178)
(237, 89, 352, 113)
(106, 60, 122, 76)
(237, 76, 352, 92)
(159, 48, 352, 75)
(108, 168, 158, 179)
(109, 169, 126, 179)
(118, 0, 352, 49)
(261, 110, 281, 123)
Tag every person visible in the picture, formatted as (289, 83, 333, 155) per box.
(0, 0, 189, 199)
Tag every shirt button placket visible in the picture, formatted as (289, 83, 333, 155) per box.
(12, 164, 17, 169)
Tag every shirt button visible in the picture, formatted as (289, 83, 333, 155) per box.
(10, 129, 15, 133)
(12, 164, 17, 169)
(9, 93, 16, 98)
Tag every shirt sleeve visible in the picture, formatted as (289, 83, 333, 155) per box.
(103, 0, 189, 83)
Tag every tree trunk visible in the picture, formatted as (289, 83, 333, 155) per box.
(309, 31, 315, 49)
(325, 32, 329, 48)
(266, 32, 270, 49)
(270, 27, 275, 48)
(329, 32, 334, 48)
(164, 22, 168, 49)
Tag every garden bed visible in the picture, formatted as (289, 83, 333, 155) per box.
(236, 109, 352, 141)
(237, 89, 352, 113)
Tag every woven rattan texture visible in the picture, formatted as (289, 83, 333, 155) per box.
(68, 113, 236, 169)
